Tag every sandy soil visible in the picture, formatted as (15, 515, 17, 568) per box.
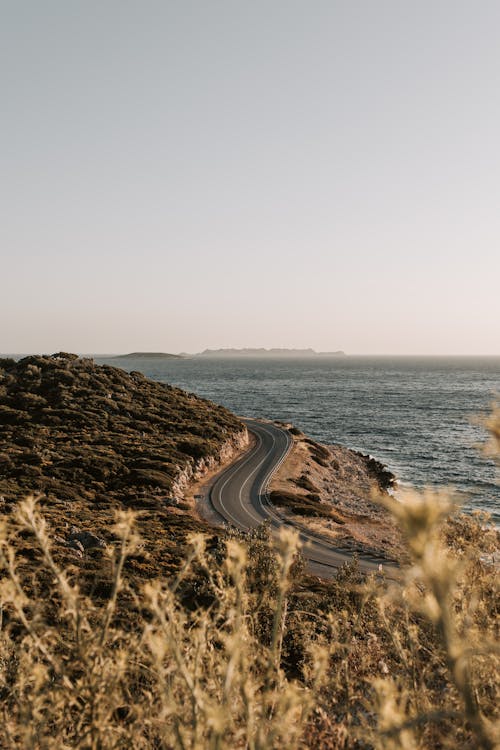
(269, 424, 406, 562)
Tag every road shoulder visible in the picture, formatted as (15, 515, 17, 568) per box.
(268, 424, 406, 563)
(188, 429, 258, 526)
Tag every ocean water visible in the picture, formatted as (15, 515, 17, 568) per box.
(94, 356, 500, 524)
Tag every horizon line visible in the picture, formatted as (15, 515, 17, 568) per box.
(2, 351, 500, 359)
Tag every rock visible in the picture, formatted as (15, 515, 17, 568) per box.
(378, 660, 390, 675)
(68, 528, 106, 550)
(67, 538, 85, 554)
(163, 497, 178, 506)
(51, 352, 79, 361)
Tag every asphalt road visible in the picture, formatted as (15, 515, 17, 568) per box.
(209, 419, 399, 579)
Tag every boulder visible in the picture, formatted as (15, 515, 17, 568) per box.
(68, 528, 106, 550)
(67, 538, 85, 554)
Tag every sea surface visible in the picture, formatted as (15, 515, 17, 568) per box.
(93, 356, 500, 523)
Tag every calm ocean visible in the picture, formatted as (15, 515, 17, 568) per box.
(95, 356, 500, 524)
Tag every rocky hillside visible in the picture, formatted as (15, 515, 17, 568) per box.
(0, 353, 246, 579)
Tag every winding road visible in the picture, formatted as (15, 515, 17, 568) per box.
(209, 419, 399, 579)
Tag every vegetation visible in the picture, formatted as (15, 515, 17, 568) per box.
(303, 438, 332, 467)
(0, 358, 498, 748)
(269, 489, 337, 518)
(0, 353, 243, 508)
(293, 473, 320, 494)
(0, 353, 244, 579)
(0, 491, 498, 748)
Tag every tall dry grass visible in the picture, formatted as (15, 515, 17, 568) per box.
(0, 407, 498, 749)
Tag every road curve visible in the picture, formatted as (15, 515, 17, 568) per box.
(209, 419, 399, 579)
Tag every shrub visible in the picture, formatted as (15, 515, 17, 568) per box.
(0, 412, 498, 749)
(269, 489, 334, 518)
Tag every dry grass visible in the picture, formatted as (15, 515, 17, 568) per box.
(0, 409, 499, 749)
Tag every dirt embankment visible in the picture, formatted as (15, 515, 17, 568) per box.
(269, 424, 405, 561)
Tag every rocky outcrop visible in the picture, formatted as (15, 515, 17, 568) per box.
(361, 454, 396, 491)
(68, 527, 107, 550)
(171, 428, 249, 500)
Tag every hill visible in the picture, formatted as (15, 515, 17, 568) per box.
(112, 352, 182, 359)
(0, 352, 246, 577)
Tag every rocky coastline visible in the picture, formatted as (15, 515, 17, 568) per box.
(269, 424, 405, 561)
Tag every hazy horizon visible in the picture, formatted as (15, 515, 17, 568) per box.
(3, 350, 500, 360)
(2, 2, 499, 356)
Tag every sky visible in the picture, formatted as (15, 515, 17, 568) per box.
(1, 1, 499, 355)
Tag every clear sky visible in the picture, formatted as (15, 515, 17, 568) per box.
(1, 1, 499, 355)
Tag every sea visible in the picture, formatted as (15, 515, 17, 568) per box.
(93, 355, 500, 525)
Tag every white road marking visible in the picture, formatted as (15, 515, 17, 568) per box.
(212, 431, 264, 527)
(211, 419, 396, 575)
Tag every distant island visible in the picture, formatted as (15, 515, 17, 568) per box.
(109, 349, 346, 359)
(196, 348, 345, 357)
(113, 352, 183, 359)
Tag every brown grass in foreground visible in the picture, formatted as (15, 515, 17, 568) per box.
(0, 408, 499, 749)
